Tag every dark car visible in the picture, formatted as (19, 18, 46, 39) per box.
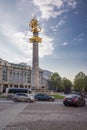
(63, 94, 86, 107)
(35, 93, 55, 101)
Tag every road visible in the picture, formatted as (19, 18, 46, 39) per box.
(0, 99, 87, 130)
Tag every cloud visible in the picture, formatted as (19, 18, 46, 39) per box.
(58, 19, 65, 26)
(50, 19, 65, 33)
(65, 0, 77, 8)
(62, 42, 68, 46)
(33, 0, 63, 19)
(39, 35, 54, 57)
(73, 33, 84, 41)
(0, 23, 54, 63)
(33, 0, 77, 20)
(0, 23, 31, 63)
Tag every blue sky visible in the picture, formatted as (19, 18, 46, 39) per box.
(0, 0, 87, 81)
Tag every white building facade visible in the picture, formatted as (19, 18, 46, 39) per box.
(0, 59, 31, 93)
(0, 59, 52, 93)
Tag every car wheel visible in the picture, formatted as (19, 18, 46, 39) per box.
(76, 102, 80, 107)
(83, 101, 86, 106)
(13, 98, 17, 102)
(64, 104, 68, 106)
(49, 98, 53, 101)
(27, 98, 31, 102)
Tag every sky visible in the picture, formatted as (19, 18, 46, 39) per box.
(0, 0, 87, 81)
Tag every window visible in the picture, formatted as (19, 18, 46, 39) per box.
(2, 66, 7, 81)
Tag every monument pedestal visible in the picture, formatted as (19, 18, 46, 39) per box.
(32, 88, 50, 94)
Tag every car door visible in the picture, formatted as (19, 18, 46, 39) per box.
(39, 94, 44, 100)
(35, 94, 41, 100)
(16, 93, 23, 101)
(38, 94, 45, 100)
(43, 95, 48, 101)
(19, 93, 26, 101)
(23, 94, 28, 101)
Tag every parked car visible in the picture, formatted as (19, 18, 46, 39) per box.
(13, 93, 35, 102)
(71, 91, 87, 98)
(83, 92, 87, 98)
(35, 93, 55, 101)
(63, 94, 86, 107)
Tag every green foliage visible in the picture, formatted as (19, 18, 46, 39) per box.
(0, 94, 6, 98)
(51, 94, 65, 99)
(73, 72, 86, 91)
(49, 71, 87, 92)
(50, 72, 63, 91)
(75, 72, 85, 80)
(62, 77, 72, 92)
(84, 76, 87, 91)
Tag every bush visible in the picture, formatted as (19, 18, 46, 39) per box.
(0, 94, 6, 98)
(51, 94, 65, 99)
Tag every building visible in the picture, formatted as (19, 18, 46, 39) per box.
(42, 70, 53, 89)
(0, 58, 52, 93)
(0, 58, 31, 93)
(43, 70, 53, 80)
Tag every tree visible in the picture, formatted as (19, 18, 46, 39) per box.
(49, 72, 63, 91)
(62, 77, 72, 93)
(73, 72, 85, 91)
(84, 76, 87, 92)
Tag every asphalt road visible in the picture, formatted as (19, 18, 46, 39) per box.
(0, 99, 87, 130)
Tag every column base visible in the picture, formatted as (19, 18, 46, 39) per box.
(32, 87, 50, 94)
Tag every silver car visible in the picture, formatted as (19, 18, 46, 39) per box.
(13, 93, 35, 102)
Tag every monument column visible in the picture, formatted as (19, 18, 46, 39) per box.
(29, 18, 42, 89)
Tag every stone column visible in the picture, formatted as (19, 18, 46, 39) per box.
(8, 84, 10, 88)
(31, 32, 40, 89)
(1, 84, 3, 93)
(29, 18, 42, 90)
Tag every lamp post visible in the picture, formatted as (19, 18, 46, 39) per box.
(29, 17, 42, 89)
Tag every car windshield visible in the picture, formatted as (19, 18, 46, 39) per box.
(16, 93, 27, 96)
(66, 94, 78, 98)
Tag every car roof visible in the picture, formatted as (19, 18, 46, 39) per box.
(66, 94, 80, 98)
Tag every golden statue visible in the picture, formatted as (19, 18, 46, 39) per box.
(29, 17, 41, 32)
(29, 17, 42, 43)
